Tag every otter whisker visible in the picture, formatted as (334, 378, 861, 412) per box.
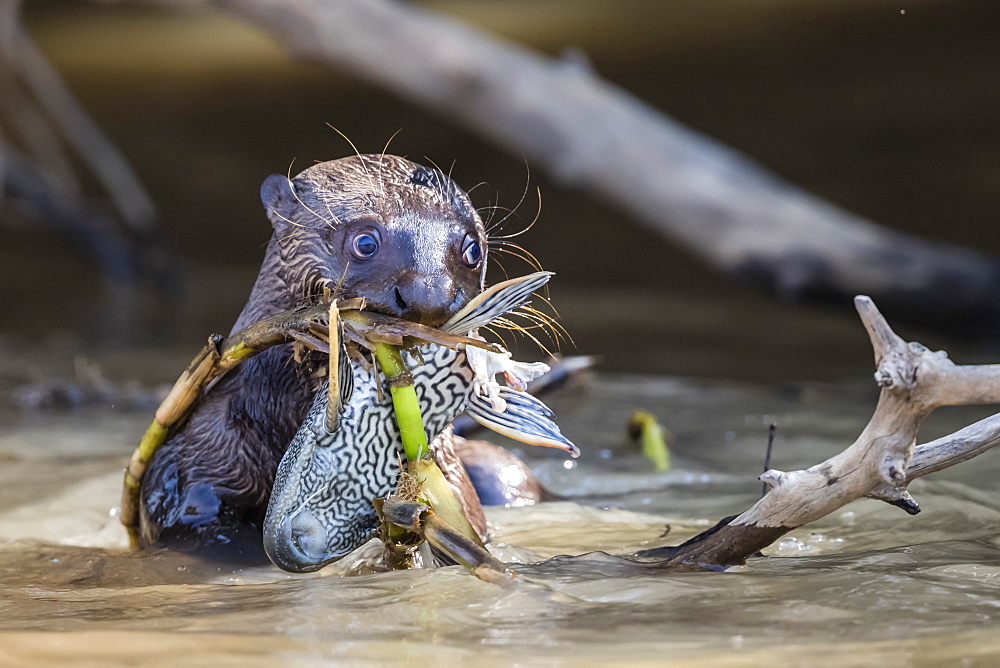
(493, 316, 556, 357)
(531, 291, 562, 318)
(522, 305, 574, 346)
(490, 240, 545, 270)
(499, 294, 571, 349)
(477, 205, 514, 215)
(325, 123, 378, 197)
(323, 202, 342, 230)
(490, 248, 542, 274)
(279, 164, 343, 231)
(294, 187, 343, 230)
(495, 313, 550, 335)
(500, 309, 559, 339)
(424, 155, 447, 188)
(485, 161, 532, 235)
(485, 164, 530, 234)
(377, 132, 403, 201)
(489, 242, 545, 273)
(271, 209, 308, 230)
(282, 168, 341, 230)
(518, 309, 572, 349)
(275, 231, 299, 246)
(425, 156, 461, 203)
(332, 262, 351, 302)
(480, 191, 502, 230)
(489, 187, 542, 240)
(465, 181, 489, 196)
(489, 254, 511, 281)
(380, 128, 404, 175)
(479, 323, 514, 351)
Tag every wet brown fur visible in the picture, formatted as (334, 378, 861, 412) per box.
(139, 155, 488, 558)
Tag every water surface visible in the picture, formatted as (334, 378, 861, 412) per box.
(2, 374, 999, 664)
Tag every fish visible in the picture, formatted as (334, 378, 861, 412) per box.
(263, 272, 577, 572)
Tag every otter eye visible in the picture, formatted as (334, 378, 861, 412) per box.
(461, 235, 482, 268)
(351, 231, 380, 260)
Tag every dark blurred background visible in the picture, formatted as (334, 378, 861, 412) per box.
(3, 0, 999, 384)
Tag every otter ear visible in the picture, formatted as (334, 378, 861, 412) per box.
(260, 174, 298, 231)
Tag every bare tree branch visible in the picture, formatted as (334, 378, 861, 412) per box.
(120, 0, 1000, 331)
(1, 0, 157, 233)
(906, 413, 1000, 479)
(1, 1, 182, 300)
(637, 297, 1000, 570)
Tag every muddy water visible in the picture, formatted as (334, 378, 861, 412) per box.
(2, 374, 999, 664)
(4, 2, 1000, 663)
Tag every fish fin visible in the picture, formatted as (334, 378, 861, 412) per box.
(441, 272, 553, 335)
(338, 337, 353, 408)
(465, 386, 579, 457)
(326, 303, 354, 433)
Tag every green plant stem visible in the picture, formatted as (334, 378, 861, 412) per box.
(412, 458, 485, 548)
(373, 342, 429, 461)
(629, 410, 671, 472)
(373, 342, 485, 550)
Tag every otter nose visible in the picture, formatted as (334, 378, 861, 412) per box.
(391, 276, 459, 326)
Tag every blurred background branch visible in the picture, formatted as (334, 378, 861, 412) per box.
(116, 0, 1000, 334)
(3, 1, 999, 381)
(0, 0, 179, 336)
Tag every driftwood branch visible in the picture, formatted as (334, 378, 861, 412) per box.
(639, 296, 1000, 570)
(116, 0, 1000, 331)
(907, 413, 1000, 479)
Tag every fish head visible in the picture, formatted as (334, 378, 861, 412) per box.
(263, 386, 401, 573)
(264, 471, 383, 573)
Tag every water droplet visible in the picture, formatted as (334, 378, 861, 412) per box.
(562, 459, 577, 470)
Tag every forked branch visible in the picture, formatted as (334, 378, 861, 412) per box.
(641, 296, 1000, 570)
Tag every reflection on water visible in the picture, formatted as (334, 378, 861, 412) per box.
(2, 375, 1000, 664)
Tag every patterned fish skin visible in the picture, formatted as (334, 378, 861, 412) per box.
(263, 272, 575, 573)
(264, 343, 473, 572)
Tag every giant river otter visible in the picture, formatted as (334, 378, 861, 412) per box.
(140, 155, 490, 559)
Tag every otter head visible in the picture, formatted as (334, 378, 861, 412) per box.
(260, 155, 486, 326)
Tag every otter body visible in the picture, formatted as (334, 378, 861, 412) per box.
(140, 155, 488, 558)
